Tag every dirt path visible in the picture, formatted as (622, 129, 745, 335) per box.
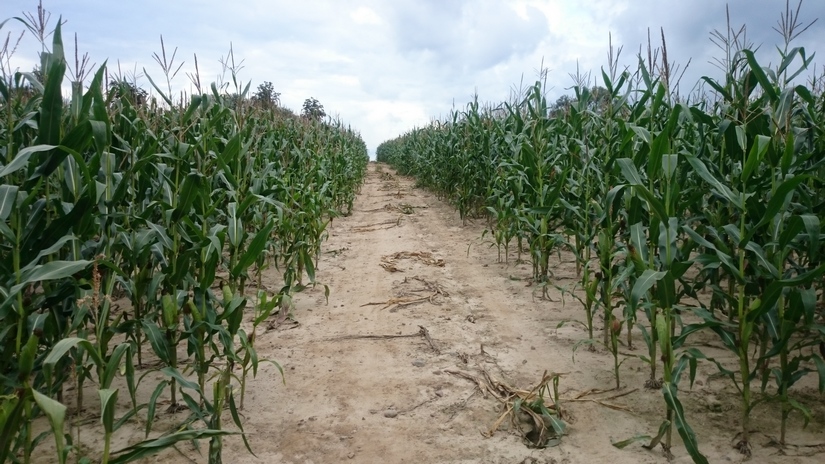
(217, 163, 823, 464)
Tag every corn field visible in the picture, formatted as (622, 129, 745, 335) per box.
(0, 14, 367, 464)
(378, 14, 825, 464)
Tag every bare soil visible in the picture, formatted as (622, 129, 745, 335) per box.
(148, 163, 825, 463)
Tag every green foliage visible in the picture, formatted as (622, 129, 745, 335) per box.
(301, 97, 326, 121)
(0, 11, 368, 464)
(378, 8, 825, 461)
(252, 81, 280, 109)
(107, 80, 147, 107)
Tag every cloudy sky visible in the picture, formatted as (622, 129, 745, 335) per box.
(4, 1, 825, 157)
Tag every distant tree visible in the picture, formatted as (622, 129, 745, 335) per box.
(587, 86, 611, 113)
(223, 93, 246, 110)
(301, 97, 326, 121)
(549, 94, 573, 118)
(274, 106, 297, 119)
(549, 86, 612, 118)
(252, 81, 280, 108)
(107, 79, 147, 106)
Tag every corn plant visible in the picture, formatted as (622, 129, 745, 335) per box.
(1, 6, 367, 462)
(378, 3, 825, 461)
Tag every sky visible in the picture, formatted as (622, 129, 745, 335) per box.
(3, 1, 825, 158)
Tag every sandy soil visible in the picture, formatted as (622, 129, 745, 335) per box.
(142, 162, 824, 464)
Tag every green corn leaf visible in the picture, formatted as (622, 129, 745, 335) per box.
(787, 398, 812, 428)
(774, 87, 795, 133)
(749, 262, 825, 321)
(101, 344, 131, 389)
(661, 154, 678, 181)
(799, 214, 820, 261)
(647, 133, 668, 178)
(80, 63, 106, 117)
(682, 227, 739, 278)
(662, 383, 708, 464)
(0, 394, 25, 464)
(752, 175, 811, 231)
(109, 430, 236, 464)
(0, 145, 57, 178)
(146, 222, 173, 250)
(231, 219, 275, 278)
(222, 133, 242, 165)
(98, 388, 118, 434)
(630, 222, 648, 263)
(762, 309, 780, 340)
(227, 202, 242, 249)
(112, 407, 141, 434)
(160, 366, 199, 391)
(171, 172, 204, 222)
(10, 260, 92, 297)
(630, 269, 665, 310)
(741, 135, 771, 182)
(49, 17, 65, 61)
(743, 50, 778, 101)
(701, 76, 732, 101)
(43, 338, 105, 383)
(626, 183, 668, 225)
(32, 389, 67, 464)
(656, 270, 676, 310)
(145, 380, 169, 438)
(788, 46, 815, 83)
(182, 94, 202, 125)
(0, 185, 18, 220)
(685, 154, 741, 208)
(37, 196, 92, 254)
(744, 241, 779, 279)
(38, 28, 66, 148)
(777, 47, 801, 75)
(123, 345, 138, 414)
(644, 420, 671, 450)
(34, 121, 93, 179)
(140, 321, 171, 365)
(89, 119, 109, 158)
(612, 421, 670, 450)
(795, 84, 815, 105)
(617, 158, 643, 185)
(0, 221, 12, 244)
(303, 249, 317, 283)
(812, 355, 825, 394)
(629, 124, 652, 145)
(143, 69, 174, 107)
(229, 389, 255, 455)
(735, 123, 747, 153)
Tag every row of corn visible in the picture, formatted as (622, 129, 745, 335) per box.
(0, 17, 367, 464)
(378, 20, 825, 463)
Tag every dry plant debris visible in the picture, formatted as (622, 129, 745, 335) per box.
(380, 251, 445, 272)
(360, 276, 448, 312)
(352, 218, 402, 232)
(388, 203, 428, 214)
(325, 325, 439, 353)
(566, 387, 636, 412)
(361, 203, 428, 214)
(360, 296, 435, 311)
(444, 369, 567, 448)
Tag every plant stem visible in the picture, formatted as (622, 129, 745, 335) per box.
(101, 432, 111, 464)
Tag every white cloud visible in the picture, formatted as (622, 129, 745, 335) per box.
(350, 6, 382, 26)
